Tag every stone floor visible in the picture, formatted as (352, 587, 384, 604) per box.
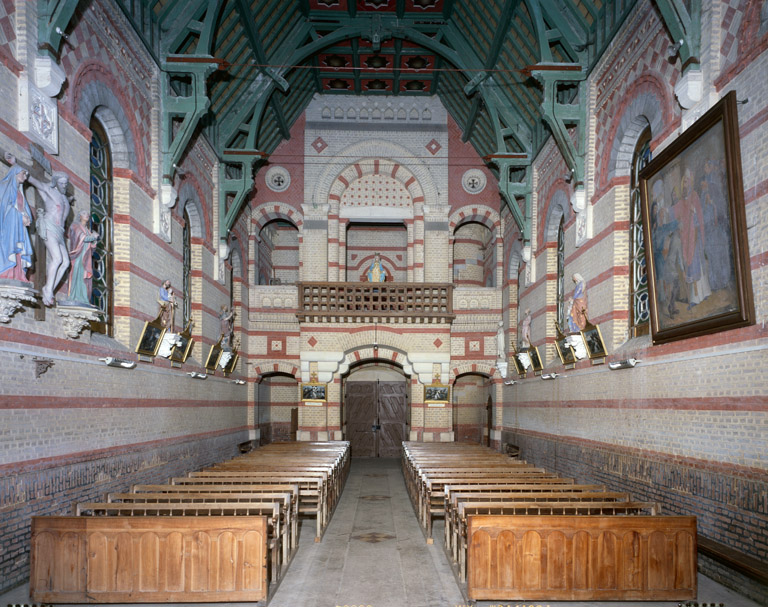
(2, 457, 761, 607)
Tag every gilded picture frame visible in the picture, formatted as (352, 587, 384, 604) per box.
(527, 346, 543, 373)
(170, 322, 194, 364)
(204, 338, 224, 372)
(424, 384, 450, 404)
(639, 91, 755, 344)
(580, 319, 607, 360)
(301, 382, 327, 402)
(135, 314, 166, 358)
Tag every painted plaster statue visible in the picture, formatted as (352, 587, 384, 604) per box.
(158, 279, 177, 330)
(11, 153, 73, 306)
(366, 252, 386, 282)
(566, 273, 588, 333)
(0, 160, 33, 282)
(496, 320, 505, 359)
(219, 304, 235, 348)
(66, 210, 99, 305)
(519, 308, 531, 349)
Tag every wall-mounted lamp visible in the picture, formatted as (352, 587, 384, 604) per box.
(504, 379, 517, 385)
(608, 358, 640, 370)
(187, 372, 207, 379)
(668, 39, 684, 59)
(173, 163, 187, 176)
(232, 379, 246, 385)
(55, 26, 69, 40)
(99, 357, 136, 369)
(541, 372, 561, 380)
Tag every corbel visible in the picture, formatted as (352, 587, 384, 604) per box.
(654, 0, 702, 108)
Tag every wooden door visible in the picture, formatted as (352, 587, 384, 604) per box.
(290, 408, 298, 441)
(346, 382, 377, 457)
(377, 381, 407, 457)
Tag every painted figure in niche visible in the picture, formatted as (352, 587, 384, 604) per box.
(566, 273, 588, 333)
(66, 210, 99, 305)
(16, 155, 73, 306)
(158, 279, 177, 330)
(650, 179, 684, 319)
(672, 168, 711, 309)
(699, 158, 734, 292)
(366, 252, 386, 282)
(0, 159, 33, 282)
(219, 304, 235, 348)
(519, 308, 531, 349)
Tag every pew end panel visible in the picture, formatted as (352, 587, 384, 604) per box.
(466, 514, 697, 602)
(30, 516, 269, 603)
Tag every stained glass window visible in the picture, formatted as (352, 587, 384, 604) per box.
(556, 215, 566, 330)
(182, 208, 192, 329)
(630, 128, 652, 335)
(89, 120, 113, 335)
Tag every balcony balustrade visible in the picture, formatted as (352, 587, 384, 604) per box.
(296, 282, 454, 323)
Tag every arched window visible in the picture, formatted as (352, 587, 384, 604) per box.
(630, 128, 652, 335)
(89, 119, 114, 335)
(556, 215, 566, 330)
(182, 208, 192, 330)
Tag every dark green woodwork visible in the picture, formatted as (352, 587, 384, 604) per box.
(46, 0, 668, 247)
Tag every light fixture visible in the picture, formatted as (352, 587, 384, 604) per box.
(504, 379, 517, 385)
(668, 39, 683, 59)
(99, 357, 136, 369)
(541, 372, 560, 380)
(173, 163, 187, 176)
(187, 372, 207, 379)
(608, 358, 640, 370)
(232, 379, 246, 385)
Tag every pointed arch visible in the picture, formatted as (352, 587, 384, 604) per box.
(543, 189, 571, 243)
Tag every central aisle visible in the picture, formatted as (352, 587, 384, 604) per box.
(271, 457, 464, 607)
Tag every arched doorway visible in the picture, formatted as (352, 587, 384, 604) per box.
(343, 362, 409, 457)
(452, 372, 494, 444)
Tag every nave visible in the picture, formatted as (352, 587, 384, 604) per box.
(3, 457, 761, 607)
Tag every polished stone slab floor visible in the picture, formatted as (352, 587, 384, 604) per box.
(2, 457, 761, 607)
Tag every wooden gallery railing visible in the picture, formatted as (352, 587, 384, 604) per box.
(297, 282, 454, 323)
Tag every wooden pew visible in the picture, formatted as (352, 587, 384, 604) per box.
(108, 491, 296, 565)
(467, 514, 697, 601)
(76, 501, 285, 581)
(174, 473, 329, 540)
(31, 516, 269, 603)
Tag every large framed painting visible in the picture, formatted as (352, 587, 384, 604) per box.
(639, 91, 754, 344)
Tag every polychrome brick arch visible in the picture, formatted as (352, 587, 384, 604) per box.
(448, 205, 501, 234)
(343, 345, 410, 370)
(450, 363, 497, 381)
(251, 202, 303, 234)
(253, 363, 300, 383)
(72, 63, 141, 178)
(312, 139, 439, 210)
(604, 76, 670, 185)
(178, 180, 206, 240)
(543, 188, 571, 243)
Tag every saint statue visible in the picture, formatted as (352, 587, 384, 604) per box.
(366, 252, 386, 282)
(66, 210, 99, 305)
(0, 162, 33, 282)
(219, 304, 235, 348)
(566, 273, 588, 333)
(158, 279, 177, 330)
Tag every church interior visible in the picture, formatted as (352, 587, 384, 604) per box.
(0, 0, 766, 604)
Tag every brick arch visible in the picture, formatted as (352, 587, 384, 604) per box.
(543, 188, 571, 243)
(602, 75, 671, 186)
(342, 345, 410, 368)
(450, 363, 497, 382)
(178, 180, 206, 240)
(448, 205, 501, 234)
(312, 139, 439, 210)
(71, 61, 144, 180)
(251, 202, 303, 234)
(253, 363, 300, 382)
